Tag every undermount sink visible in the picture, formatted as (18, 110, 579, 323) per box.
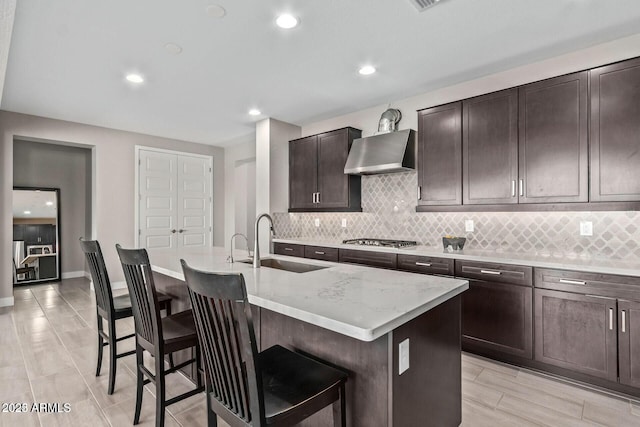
(239, 258, 328, 273)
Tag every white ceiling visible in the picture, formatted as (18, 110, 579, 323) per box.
(2, 0, 640, 146)
(13, 189, 58, 219)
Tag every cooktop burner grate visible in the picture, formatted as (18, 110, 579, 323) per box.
(342, 238, 417, 249)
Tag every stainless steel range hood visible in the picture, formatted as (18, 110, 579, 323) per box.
(344, 108, 416, 175)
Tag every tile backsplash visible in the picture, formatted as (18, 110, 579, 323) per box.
(273, 172, 640, 261)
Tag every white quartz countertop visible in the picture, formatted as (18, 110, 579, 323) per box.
(274, 238, 640, 277)
(149, 247, 468, 342)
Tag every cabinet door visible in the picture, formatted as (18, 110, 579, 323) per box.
(24, 224, 39, 244)
(590, 57, 640, 201)
(13, 224, 24, 241)
(619, 299, 640, 388)
(289, 136, 318, 209)
(534, 289, 617, 381)
(462, 280, 532, 359)
(417, 102, 462, 206)
(317, 129, 350, 208)
(518, 72, 588, 203)
(463, 89, 518, 205)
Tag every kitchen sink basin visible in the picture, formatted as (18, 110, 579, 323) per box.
(239, 258, 328, 273)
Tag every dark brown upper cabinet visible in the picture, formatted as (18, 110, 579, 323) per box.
(590, 57, 640, 202)
(289, 127, 362, 212)
(463, 89, 519, 205)
(518, 71, 588, 203)
(417, 102, 462, 206)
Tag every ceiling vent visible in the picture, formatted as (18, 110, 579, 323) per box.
(409, 0, 446, 12)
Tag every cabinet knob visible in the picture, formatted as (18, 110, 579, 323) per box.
(171, 229, 177, 233)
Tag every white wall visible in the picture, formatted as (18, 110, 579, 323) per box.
(223, 134, 256, 249)
(301, 33, 640, 138)
(0, 111, 225, 303)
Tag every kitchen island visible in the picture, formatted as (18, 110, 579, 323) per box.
(149, 247, 469, 427)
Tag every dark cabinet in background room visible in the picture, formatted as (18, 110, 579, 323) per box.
(590, 57, 640, 202)
(289, 127, 362, 212)
(417, 102, 462, 206)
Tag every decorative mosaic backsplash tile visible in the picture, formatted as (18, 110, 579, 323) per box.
(273, 172, 640, 261)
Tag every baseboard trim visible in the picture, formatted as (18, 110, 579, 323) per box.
(62, 271, 86, 279)
(0, 297, 15, 307)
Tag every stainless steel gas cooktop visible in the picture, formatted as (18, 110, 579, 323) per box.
(342, 238, 417, 249)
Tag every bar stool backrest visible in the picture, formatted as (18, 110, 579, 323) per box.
(79, 238, 114, 318)
(181, 260, 264, 425)
(116, 245, 163, 351)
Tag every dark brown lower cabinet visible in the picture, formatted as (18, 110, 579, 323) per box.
(534, 289, 617, 382)
(619, 299, 640, 388)
(338, 248, 397, 269)
(462, 279, 532, 359)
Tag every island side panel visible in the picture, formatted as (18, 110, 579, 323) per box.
(392, 295, 462, 427)
(259, 308, 390, 427)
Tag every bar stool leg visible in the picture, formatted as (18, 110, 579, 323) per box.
(95, 313, 104, 377)
(332, 382, 346, 427)
(155, 356, 166, 427)
(133, 345, 144, 425)
(206, 382, 217, 427)
(107, 319, 118, 395)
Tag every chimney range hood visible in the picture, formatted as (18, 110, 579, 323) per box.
(344, 109, 416, 175)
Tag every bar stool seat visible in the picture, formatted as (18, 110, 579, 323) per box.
(112, 293, 172, 317)
(260, 345, 347, 425)
(160, 310, 198, 351)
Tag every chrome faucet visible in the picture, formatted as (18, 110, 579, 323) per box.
(227, 233, 251, 263)
(253, 213, 275, 268)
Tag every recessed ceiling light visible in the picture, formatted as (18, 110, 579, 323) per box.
(165, 43, 183, 55)
(24, 211, 31, 215)
(276, 14, 299, 29)
(359, 65, 376, 75)
(248, 109, 261, 116)
(126, 73, 144, 84)
(45, 201, 53, 206)
(206, 4, 226, 18)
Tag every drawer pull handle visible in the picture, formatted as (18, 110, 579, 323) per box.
(559, 279, 586, 285)
(415, 262, 432, 267)
(284, 248, 293, 251)
(480, 269, 501, 275)
(315, 251, 325, 255)
(609, 308, 614, 331)
(622, 310, 626, 333)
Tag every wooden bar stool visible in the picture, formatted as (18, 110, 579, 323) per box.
(181, 259, 348, 427)
(116, 245, 204, 427)
(80, 238, 172, 395)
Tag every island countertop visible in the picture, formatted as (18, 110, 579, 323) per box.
(149, 246, 468, 342)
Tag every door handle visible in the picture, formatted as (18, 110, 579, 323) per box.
(315, 251, 325, 255)
(519, 179, 524, 197)
(415, 262, 432, 267)
(171, 229, 177, 234)
(622, 310, 626, 333)
(178, 229, 185, 233)
(559, 279, 586, 285)
(312, 193, 316, 203)
(511, 180, 516, 197)
(284, 247, 294, 251)
(480, 269, 501, 275)
(609, 308, 614, 330)
(317, 192, 320, 204)
(417, 186, 422, 200)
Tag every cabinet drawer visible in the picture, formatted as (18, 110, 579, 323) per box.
(304, 245, 339, 262)
(535, 268, 640, 300)
(339, 249, 397, 270)
(273, 243, 305, 258)
(397, 254, 453, 276)
(455, 260, 532, 287)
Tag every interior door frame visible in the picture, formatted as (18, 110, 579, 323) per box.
(134, 146, 214, 248)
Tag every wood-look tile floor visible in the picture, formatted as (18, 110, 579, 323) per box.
(2, 278, 640, 427)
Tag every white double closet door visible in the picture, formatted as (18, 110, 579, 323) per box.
(138, 148, 212, 250)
